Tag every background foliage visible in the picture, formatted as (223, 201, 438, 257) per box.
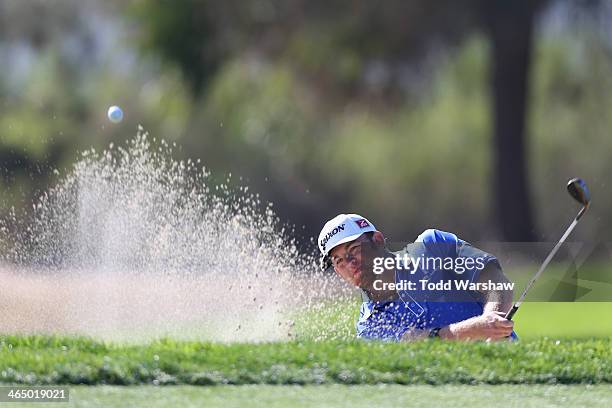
(0, 0, 610, 247)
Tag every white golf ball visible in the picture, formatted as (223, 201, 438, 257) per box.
(107, 105, 124, 123)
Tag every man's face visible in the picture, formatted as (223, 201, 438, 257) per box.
(330, 235, 374, 288)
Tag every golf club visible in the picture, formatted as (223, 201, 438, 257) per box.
(505, 178, 591, 321)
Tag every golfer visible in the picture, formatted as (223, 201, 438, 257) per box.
(319, 214, 517, 341)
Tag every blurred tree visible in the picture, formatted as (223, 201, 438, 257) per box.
(130, 0, 219, 92)
(0, 1, 193, 217)
(484, 0, 544, 242)
(132, 0, 551, 241)
(2, 0, 608, 247)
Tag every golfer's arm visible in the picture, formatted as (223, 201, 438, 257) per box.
(477, 262, 514, 313)
(402, 263, 514, 341)
(438, 263, 514, 340)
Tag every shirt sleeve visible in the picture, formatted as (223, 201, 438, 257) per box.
(417, 228, 501, 286)
(455, 241, 501, 284)
(415, 229, 459, 259)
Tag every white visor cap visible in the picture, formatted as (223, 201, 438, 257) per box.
(318, 214, 377, 257)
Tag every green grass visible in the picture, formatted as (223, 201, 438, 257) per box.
(1, 303, 610, 407)
(0, 336, 610, 386)
(514, 303, 612, 338)
(5, 385, 611, 408)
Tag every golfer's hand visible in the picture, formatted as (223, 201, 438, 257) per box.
(444, 311, 514, 340)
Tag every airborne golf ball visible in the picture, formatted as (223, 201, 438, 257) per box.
(107, 105, 124, 123)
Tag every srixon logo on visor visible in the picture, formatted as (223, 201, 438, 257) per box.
(355, 219, 369, 228)
(320, 224, 345, 251)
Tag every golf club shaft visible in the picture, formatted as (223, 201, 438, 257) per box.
(505, 208, 584, 321)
